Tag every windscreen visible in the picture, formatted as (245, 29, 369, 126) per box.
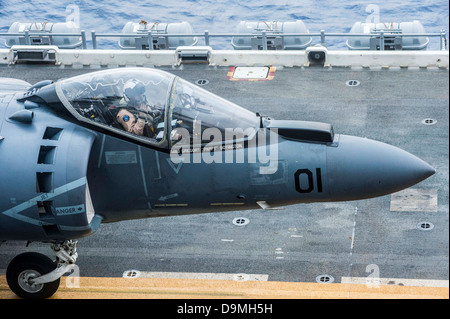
(169, 78, 260, 147)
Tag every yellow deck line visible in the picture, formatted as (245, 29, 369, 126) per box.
(0, 275, 448, 299)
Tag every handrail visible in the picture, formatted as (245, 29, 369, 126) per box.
(0, 28, 447, 51)
(0, 30, 88, 49)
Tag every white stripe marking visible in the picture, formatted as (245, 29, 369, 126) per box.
(125, 271, 269, 281)
(341, 277, 449, 288)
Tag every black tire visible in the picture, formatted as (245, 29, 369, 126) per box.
(6, 252, 60, 299)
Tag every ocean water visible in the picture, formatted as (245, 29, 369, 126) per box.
(0, 0, 448, 50)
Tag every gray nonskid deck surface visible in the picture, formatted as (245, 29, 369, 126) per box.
(0, 64, 448, 285)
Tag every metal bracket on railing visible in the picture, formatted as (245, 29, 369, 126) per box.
(176, 46, 212, 64)
(305, 46, 328, 67)
(10, 45, 59, 64)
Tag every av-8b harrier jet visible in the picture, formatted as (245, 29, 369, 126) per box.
(0, 67, 435, 298)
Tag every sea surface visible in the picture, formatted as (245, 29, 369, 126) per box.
(0, 0, 448, 50)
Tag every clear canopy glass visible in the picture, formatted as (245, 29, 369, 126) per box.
(57, 68, 174, 144)
(169, 78, 260, 147)
(56, 68, 259, 148)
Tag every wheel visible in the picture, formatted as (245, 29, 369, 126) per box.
(6, 252, 60, 299)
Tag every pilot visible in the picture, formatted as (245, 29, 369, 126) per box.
(116, 79, 161, 137)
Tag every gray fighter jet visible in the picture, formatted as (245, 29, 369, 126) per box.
(0, 67, 435, 298)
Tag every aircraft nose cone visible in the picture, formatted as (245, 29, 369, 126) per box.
(327, 135, 435, 201)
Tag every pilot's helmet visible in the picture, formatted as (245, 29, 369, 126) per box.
(123, 79, 146, 105)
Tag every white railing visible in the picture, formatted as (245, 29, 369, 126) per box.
(0, 29, 447, 51)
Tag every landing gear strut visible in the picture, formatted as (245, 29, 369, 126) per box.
(6, 240, 78, 299)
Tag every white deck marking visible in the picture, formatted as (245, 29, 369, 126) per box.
(390, 188, 438, 212)
(123, 271, 269, 281)
(341, 277, 449, 288)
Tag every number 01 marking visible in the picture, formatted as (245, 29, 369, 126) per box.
(294, 168, 323, 193)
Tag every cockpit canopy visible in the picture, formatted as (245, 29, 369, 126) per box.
(55, 68, 259, 148)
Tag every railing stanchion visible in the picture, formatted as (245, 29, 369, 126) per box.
(24, 30, 30, 45)
(148, 31, 153, 50)
(379, 31, 384, 50)
(440, 29, 447, 51)
(320, 30, 326, 46)
(205, 30, 210, 46)
(262, 30, 267, 50)
(91, 31, 97, 49)
(81, 30, 87, 49)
